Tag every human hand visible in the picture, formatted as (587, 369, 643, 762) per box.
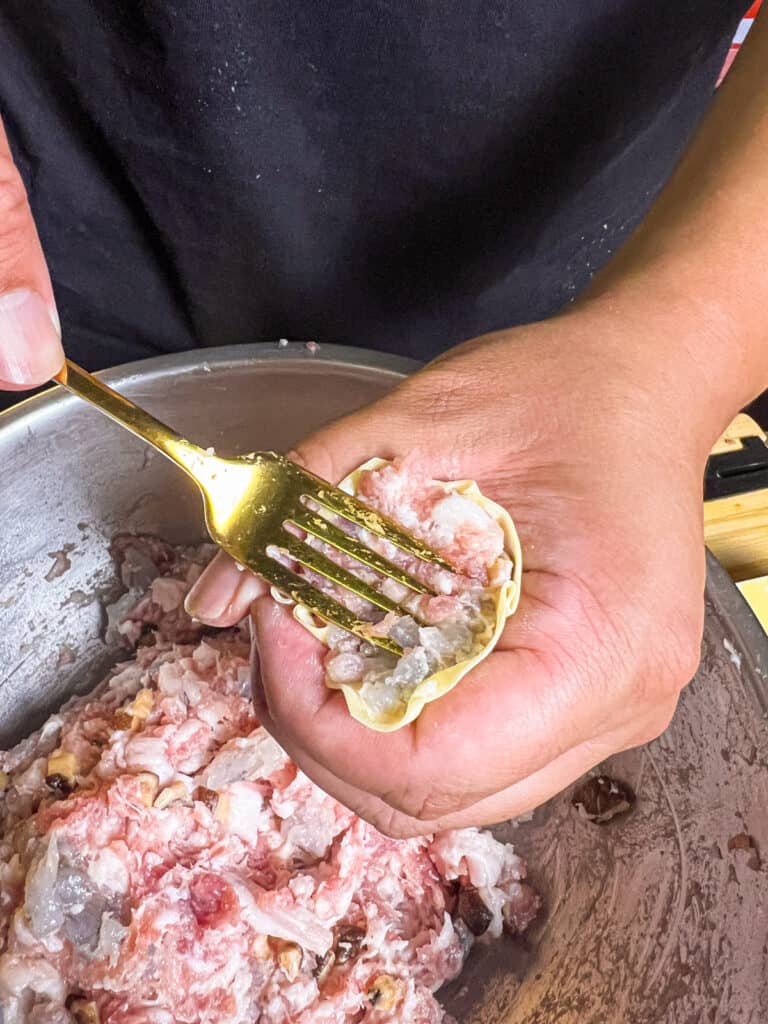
(187, 302, 723, 837)
(0, 117, 63, 390)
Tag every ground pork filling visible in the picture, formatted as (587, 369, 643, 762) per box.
(0, 537, 537, 1024)
(296, 457, 514, 718)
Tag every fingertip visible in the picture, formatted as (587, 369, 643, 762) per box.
(185, 550, 236, 619)
(285, 405, 393, 485)
(185, 550, 267, 624)
(0, 289, 64, 389)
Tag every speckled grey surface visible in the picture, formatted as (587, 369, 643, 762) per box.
(2, 346, 766, 1023)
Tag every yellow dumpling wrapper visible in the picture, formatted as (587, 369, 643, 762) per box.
(270, 458, 522, 731)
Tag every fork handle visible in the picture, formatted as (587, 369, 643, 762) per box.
(54, 360, 207, 478)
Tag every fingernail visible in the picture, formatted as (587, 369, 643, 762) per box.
(0, 289, 64, 385)
(184, 573, 233, 622)
(49, 303, 61, 334)
(183, 577, 209, 618)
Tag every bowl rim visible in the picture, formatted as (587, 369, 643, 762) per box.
(0, 342, 421, 434)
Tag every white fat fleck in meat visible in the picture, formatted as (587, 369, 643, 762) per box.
(0, 955, 65, 1002)
(217, 782, 268, 838)
(168, 718, 215, 773)
(202, 732, 287, 790)
(87, 846, 130, 895)
(428, 493, 504, 559)
(430, 828, 515, 888)
(156, 659, 185, 696)
(192, 640, 219, 671)
(225, 874, 333, 955)
(105, 659, 151, 705)
(13, 758, 47, 796)
(380, 577, 410, 603)
(122, 733, 175, 784)
(276, 779, 346, 861)
(150, 576, 188, 613)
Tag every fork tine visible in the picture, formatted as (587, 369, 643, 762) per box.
(278, 536, 407, 615)
(290, 511, 434, 595)
(255, 556, 404, 657)
(303, 481, 455, 572)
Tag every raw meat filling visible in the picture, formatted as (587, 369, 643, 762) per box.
(296, 457, 514, 717)
(0, 538, 537, 1024)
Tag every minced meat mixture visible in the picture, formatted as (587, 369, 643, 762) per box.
(0, 536, 537, 1024)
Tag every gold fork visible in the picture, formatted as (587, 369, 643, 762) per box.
(54, 360, 452, 656)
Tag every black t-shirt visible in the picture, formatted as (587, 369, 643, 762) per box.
(0, 2, 748, 370)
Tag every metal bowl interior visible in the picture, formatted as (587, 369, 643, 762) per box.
(1, 344, 767, 1023)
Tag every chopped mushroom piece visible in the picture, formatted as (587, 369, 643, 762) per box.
(67, 998, 100, 1024)
(45, 750, 78, 794)
(129, 687, 154, 719)
(214, 792, 230, 824)
(153, 780, 191, 809)
(136, 772, 159, 807)
(457, 885, 493, 936)
(572, 775, 635, 824)
(314, 950, 335, 985)
(193, 785, 219, 812)
(114, 687, 154, 731)
(728, 832, 761, 870)
(112, 709, 137, 731)
(368, 975, 404, 1012)
(278, 943, 303, 981)
(334, 924, 366, 964)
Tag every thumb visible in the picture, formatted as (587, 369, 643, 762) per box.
(0, 117, 63, 390)
(287, 368, 467, 484)
(287, 395, 405, 484)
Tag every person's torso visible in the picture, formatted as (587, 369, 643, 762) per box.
(0, 1, 748, 368)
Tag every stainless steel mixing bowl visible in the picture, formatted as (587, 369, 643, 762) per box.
(1, 344, 767, 1023)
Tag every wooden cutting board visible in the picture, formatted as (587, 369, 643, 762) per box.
(706, 413, 768, 629)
